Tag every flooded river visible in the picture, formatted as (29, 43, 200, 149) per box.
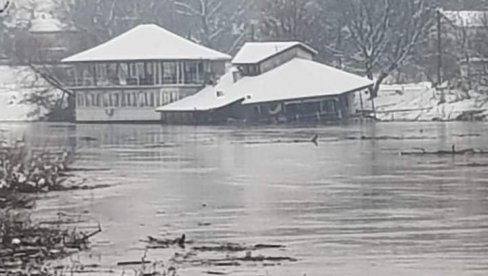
(1, 122, 488, 276)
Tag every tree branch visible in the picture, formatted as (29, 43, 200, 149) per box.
(0, 1, 9, 13)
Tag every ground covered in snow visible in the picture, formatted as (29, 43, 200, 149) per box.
(0, 66, 55, 121)
(2, 64, 488, 123)
(374, 82, 488, 121)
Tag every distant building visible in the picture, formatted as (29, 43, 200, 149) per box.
(27, 12, 79, 64)
(442, 10, 488, 29)
(62, 24, 231, 122)
(156, 42, 373, 124)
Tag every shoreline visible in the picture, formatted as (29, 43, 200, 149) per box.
(1, 122, 487, 276)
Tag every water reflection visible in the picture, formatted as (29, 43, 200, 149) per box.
(1, 122, 488, 276)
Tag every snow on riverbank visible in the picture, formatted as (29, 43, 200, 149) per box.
(3, 64, 487, 123)
(0, 92, 36, 121)
(0, 66, 53, 121)
(374, 82, 488, 121)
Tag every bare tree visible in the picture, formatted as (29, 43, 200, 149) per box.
(0, 0, 23, 62)
(175, 0, 223, 46)
(325, 0, 434, 97)
(0, 1, 10, 53)
(54, 0, 256, 53)
(174, 0, 256, 52)
(259, 0, 318, 41)
(258, 0, 337, 63)
(464, 10, 488, 89)
(20, 64, 75, 121)
(54, 0, 179, 47)
(0, 1, 9, 14)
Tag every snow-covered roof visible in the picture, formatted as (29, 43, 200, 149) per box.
(62, 24, 231, 63)
(442, 10, 488, 28)
(157, 58, 373, 112)
(232, 42, 317, 64)
(156, 69, 243, 112)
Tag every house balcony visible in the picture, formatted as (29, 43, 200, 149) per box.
(66, 60, 223, 90)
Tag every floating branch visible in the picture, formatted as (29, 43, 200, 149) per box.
(347, 135, 435, 141)
(241, 134, 320, 146)
(193, 243, 284, 252)
(145, 234, 187, 249)
(400, 145, 488, 156)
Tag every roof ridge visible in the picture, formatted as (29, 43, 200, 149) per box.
(232, 41, 316, 64)
(62, 24, 230, 62)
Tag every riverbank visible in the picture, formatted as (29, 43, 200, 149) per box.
(3, 63, 488, 124)
(0, 66, 60, 122)
(0, 141, 101, 275)
(374, 82, 488, 121)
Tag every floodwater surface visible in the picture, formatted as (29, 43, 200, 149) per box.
(1, 122, 488, 276)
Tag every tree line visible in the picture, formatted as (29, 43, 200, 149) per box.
(1, 0, 488, 93)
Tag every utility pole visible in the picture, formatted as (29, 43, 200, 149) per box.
(437, 9, 443, 85)
(437, 9, 446, 104)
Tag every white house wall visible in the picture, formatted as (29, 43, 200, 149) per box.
(75, 86, 200, 122)
(259, 46, 314, 74)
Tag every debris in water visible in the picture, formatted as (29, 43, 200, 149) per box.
(347, 135, 435, 141)
(453, 133, 481, 138)
(145, 234, 188, 249)
(205, 271, 228, 275)
(143, 142, 178, 149)
(144, 235, 295, 268)
(459, 163, 488, 167)
(193, 243, 284, 252)
(0, 143, 102, 274)
(400, 147, 488, 156)
(241, 135, 320, 146)
(79, 136, 98, 142)
(311, 134, 319, 146)
(117, 260, 152, 266)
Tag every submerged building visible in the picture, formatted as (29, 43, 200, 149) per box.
(62, 24, 230, 122)
(156, 42, 374, 124)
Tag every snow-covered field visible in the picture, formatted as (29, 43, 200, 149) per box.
(374, 82, 488, 121)
(0, 66, 51, 121)
(0, 92, 36, 121)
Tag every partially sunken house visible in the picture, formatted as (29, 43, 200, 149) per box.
(62, 24, 231, 122)
(156, 42, 374, 124)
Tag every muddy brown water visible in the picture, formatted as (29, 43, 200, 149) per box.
(1, 122, 488, 276)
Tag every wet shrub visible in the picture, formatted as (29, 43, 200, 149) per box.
(0, 140, 72, 193)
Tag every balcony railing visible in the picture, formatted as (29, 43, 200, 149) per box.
(67, 60, 221, 88)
